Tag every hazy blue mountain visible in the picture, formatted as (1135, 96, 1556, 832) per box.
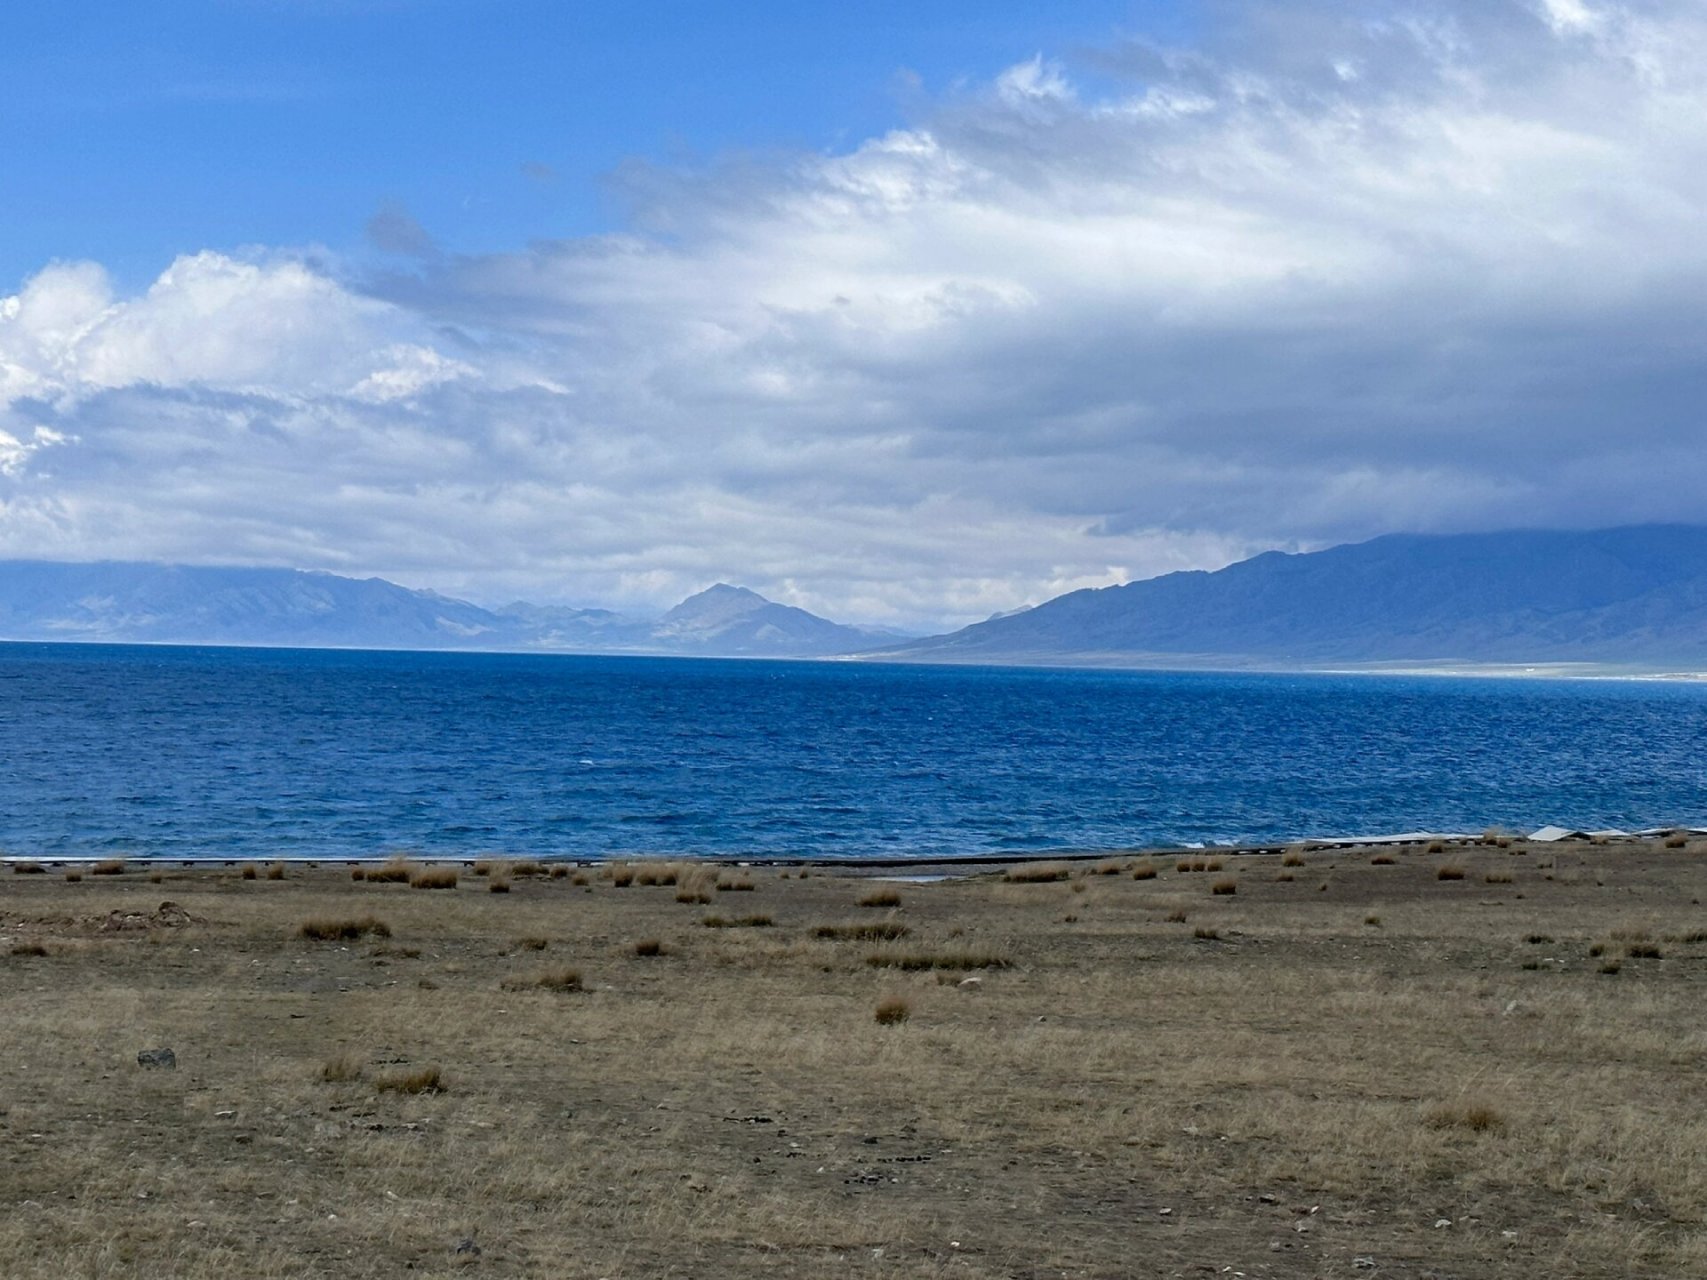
(0, 562, 519, 649)
(878, 526, 1707, 669)
(0, 563, 890, 658)
(650, 583, 891, 656)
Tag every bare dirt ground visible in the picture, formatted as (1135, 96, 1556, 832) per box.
(4, 839, 1707, 1279)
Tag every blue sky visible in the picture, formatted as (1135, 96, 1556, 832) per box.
(3, 1, 1705, 629)
(2, 1, 1186, 288)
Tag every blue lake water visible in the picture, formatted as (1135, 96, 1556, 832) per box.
(1, 642, 1705, 860)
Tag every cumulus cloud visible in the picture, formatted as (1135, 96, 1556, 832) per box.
(4, 0, 1706, 630)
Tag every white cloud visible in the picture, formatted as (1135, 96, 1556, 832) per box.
(3, 0, 1707, 630)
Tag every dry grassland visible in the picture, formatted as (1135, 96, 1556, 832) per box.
(5, 841, 1707, 1277)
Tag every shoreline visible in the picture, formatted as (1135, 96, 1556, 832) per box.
(6, 822, 1701, 871)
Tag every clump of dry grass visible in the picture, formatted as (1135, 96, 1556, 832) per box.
(409, 868, 459, 890)
(1426, 839, 1446, 854)
(1193, 925, 1220, 941)
(1626, 941, 1663, 959)
(1371, 853, 1397, 865)
(1130, 860, 1157, 881)
(10, 941, 48, 957)
(633, 937, 665, 957)
(865, 949, 1010, 971)
(1524, 933, 1554, 944)
(350, 867, 366, 881)
(1165, 908, 1188, 923)
(299, 914, 392, 941)
(1275, 870, 1295, 882)
(874, 995, 911, 1025)
(375, 1065, 443, 1095)
(676, 886, 712, 905)
(488, 877, 511, 893)
(1484, 870, 1514, 885)
(815, 922, 910, 941)
(513, 860, 547, 877)
(1599, 958, 1623, 974)
(858, 887, 903, 909)
(702, 914, 773, 929)
(550, 865, 571, 880)
(1436, 864, 1467, 881)
(320, 1053, 364, 1083)
(1003, 863, 1071, 883)
(91, 859, 125, 876)
(364, 857, 412, 884)
(1426, 1101, 1507, 1133)
(1091, 859, 1125, 876)
(503, 967, 583, 993)
(1664, 832, 1688, 849)
(516, 936, 549, 951)
(11, 861, 45, 874)
(716, 874, 756, 892)
(266, 862, 286, 880)
(608, 864, 635, 888)
(1210, 877, 1237, 895)
(1281, 847, 1307, 867)
(148, 871, 166, 884)
(63, 870, 82, 883)
(240, 863, 259, 880)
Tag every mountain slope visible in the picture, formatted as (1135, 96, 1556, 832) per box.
(879, 526, 1707, 668)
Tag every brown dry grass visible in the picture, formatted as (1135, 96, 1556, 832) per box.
(6, 846, 1707, 1278)
(408, 867, 458, 890)
(856, 886, 902, 908)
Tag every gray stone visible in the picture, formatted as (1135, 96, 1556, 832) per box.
(136, 1048, 176, 1069)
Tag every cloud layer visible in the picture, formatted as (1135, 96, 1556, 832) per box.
(4, 0, 1705, 629)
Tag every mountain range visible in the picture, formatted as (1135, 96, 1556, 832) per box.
(874, 525, 1707, 669)
(5, 525, 1707, 667)
(0, 563, 895, 658)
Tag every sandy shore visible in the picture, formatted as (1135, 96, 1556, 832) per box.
(4, 837, 1706, 1277)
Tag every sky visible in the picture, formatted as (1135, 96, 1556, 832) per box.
(2, 0, 1704, 631)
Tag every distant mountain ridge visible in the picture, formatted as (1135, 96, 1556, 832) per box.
(878, 526, 1707, 669)
(0, 562, 894, 658)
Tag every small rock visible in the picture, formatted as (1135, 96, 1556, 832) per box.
(957, 976, 983, 989)
(454, 1238, 481, 1256)
(137, 1048, 176, 1070)
(1434, 1218, 1453, 1229)
(1354, 1259, 1377, 1270)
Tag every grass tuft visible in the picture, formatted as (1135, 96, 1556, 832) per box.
(1484, 870, 1514, 885)
(874, 995, 912, 1025)
(865, 949, 1010, 971)
(857, 887, 903, 909)
(364, 858, 412, 884)
(299, 915, 392, 941)
(63, 870, 82, 883)
(10, 941, 49, 957)
(1210, 877, 1237, 895)
(265, 862, 286, 881)
(375, 1066, 443, 1095)
(1426, 1102, 1507, 1133)
(1130, 860, 1158, 880)
(1193, 925, 1220, 941)
(91, 859, 126, 876)
(1371, 853, 1397, 865)
(488, 877, 511, 893)
(1004, 863, 1072, 883)
(1281, 848, 1307, 867)
(503, 967, 583, 993)
(409, 868, 459, 890)
(633, 937, 665, 957)
(240, 864, 259, 880)
(815, 921, 909, 941)
(1436, 864, 1467, 881)
(12, 861, 46, 874)
(702, 914, 773, 929)
(320, 1053, 364, 1083)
